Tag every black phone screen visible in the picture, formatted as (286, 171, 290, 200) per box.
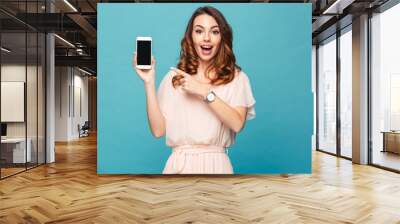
(137, 40, 151, 66)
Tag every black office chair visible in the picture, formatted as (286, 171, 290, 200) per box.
(79, 121, 90, 138)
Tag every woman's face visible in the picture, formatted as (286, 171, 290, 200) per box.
(191, 14, 222, 63)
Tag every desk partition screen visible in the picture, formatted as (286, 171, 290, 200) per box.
(98, 3, 313, 174)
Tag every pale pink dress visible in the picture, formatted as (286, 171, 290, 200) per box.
(157, 70, 256, 174)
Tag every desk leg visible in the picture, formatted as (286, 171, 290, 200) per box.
(382, 133, 386, 153)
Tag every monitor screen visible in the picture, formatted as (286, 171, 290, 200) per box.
(1, 123, 7, 137)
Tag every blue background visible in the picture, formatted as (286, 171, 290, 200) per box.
(98, 3, 312, 174)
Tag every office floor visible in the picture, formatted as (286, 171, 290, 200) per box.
(0, 167, 25, 177)
(0, 135, 400, 223)
(372, 150, 400, 171)
(0, 162, 41, 178)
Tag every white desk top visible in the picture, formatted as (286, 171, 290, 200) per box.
(1, 138, 28, 143)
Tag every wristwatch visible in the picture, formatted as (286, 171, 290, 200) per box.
(204, 90, 216, 103)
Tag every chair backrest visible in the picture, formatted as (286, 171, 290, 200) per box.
(82, 121, 90, 129)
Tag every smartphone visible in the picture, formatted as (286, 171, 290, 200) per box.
(136, 37, 152, 70)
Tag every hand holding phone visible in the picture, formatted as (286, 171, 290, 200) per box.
(133, 37, 155, 84)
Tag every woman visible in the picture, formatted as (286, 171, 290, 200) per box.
(133, 6, 255, 174)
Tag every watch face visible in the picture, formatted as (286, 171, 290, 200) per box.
(207, 92, 215, 102)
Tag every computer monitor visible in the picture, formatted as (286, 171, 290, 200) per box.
(1, 123, 7, 137)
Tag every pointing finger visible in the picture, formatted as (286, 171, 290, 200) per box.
(170, 67, 188, 76)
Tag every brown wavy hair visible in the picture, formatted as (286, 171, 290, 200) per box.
(172, 6, 241, 88)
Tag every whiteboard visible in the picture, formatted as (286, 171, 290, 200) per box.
(1, 82, 25, 122)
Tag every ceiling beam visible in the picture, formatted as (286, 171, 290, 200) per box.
(67, 13, 97, 46)
(323, 0, 356, 14)
(55, 55, 96, 71)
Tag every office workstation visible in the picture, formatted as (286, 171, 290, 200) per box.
(0, 81, 33, 169)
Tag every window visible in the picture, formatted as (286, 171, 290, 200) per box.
(339, 27, 352, 158)
(371, 3, 400, 171)
(317, 35, 337, 154)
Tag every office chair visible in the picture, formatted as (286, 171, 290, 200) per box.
(79, 121, 90, 138)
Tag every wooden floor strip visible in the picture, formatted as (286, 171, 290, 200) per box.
(0, 134, 400, 223)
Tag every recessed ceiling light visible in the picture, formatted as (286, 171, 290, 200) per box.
(63, 0, 78, 12)
(54, 34, 75, 48)
(78, 67, 93, 76)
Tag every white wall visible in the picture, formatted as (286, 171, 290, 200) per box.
(1, 65, 26, 134)
(55, 67, 89, 141)
(71, 72, 89, 139)
(55, 66, 69, 141)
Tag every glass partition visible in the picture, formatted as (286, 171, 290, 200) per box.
(317, 35, 337, 155)
(38, 32, 45, 165)
(27, 30, 38, 169)
(0, 1, 46, 179)
(1, 31, 28, 177)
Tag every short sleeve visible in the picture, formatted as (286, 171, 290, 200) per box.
(157, 71, 174, 118)
(230, 72, 256, 120)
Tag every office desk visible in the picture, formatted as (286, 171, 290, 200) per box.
(381, 131, 400, 154)
(1, 138, 32, 163)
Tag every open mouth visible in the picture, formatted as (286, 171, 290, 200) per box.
(200, 45, 213, 56)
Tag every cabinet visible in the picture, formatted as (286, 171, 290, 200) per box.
(382, 131, 400, 154)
